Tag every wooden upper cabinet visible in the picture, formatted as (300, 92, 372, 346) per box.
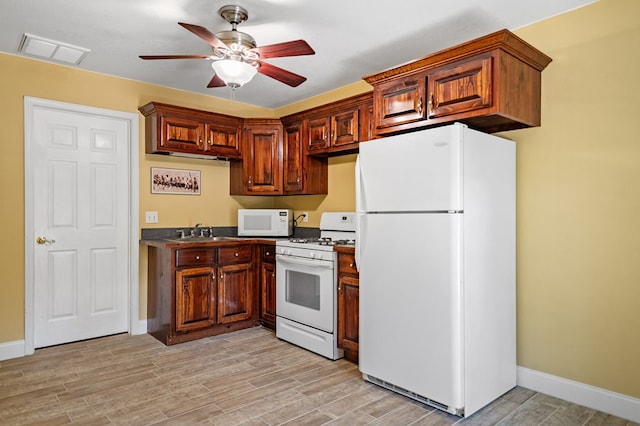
(230, 119, 283, 195)
(306, 106, 360, 154)
(139, 102, 242, 159)
(283, 92, 372, 157)
(427, 53, 492, 119)
(202, 117, 240, 158)
(160, 115, 204, 152)
(283, 122, 304, 193)
(331, 109, 360, 148)
(374, 73, 427, 130)
(283, 121, 328, 195)
(307, 117, 330, 153)
(364, 29, 552, 135)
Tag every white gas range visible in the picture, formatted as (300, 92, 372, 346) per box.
(275, 212, 356, 360)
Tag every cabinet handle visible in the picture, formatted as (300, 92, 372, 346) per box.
(428, 93, 434, 111)
(417, 96, 423, 115)
(220, 273, 224, 279)
(248, 176, 253, 187)
(212, 273, 216, 280)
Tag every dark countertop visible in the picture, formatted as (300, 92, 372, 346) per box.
(139, 236, 287, 249)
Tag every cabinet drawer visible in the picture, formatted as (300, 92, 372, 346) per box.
(175, 248, 216, 267)
(219, 245, 252, 264)
(262, 245, 276, 263)
(338, 252, 358, 276)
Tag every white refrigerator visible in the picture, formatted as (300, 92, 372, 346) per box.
(356, 123, 516, 417)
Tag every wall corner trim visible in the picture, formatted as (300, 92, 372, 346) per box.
(517, 366, 640, 423)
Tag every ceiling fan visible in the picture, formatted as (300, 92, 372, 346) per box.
(139, 5, 315, 89)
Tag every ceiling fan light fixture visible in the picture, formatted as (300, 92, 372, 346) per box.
(211, 59, 257, 88)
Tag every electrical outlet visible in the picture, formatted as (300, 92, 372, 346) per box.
(302, 211, 309, 223)
(145, 211, 158, 224)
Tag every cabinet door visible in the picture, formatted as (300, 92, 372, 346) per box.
(307, 117, 330, 153)
(217, 262, 253, 324)
(259, 256, 276, 329)
(175, 266, 216, 332)
(337, 275, 359, 353)
(283, 122, 304, 193)
(374, 73, 427, 130)
(160, 114, 204, 152)
(203, 121, 241, 158)
(241, 123, 283, 194)
(331, 109, 359, 148)
(427, 54, 492, 119)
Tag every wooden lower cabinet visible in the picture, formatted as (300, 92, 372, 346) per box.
(175, 266, 216, 332)
(258, 244, 277, 329)
(336, 247, 359, 362)
(217, 245, 253, 324)
(147, 243, 258, 345)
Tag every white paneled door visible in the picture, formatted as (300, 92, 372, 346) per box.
(28, 101, 132, 348)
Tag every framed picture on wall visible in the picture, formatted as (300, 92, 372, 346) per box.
(151, 167, 201, 195)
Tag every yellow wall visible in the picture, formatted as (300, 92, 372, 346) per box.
(1, 0, 638, 400)
(505, 0, 640, 398)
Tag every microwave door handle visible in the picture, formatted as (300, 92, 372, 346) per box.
(276, 255, 334, 269)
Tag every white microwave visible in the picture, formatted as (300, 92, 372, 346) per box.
(237, 209, 293, 237)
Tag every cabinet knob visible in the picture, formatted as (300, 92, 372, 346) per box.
(195, 255, 200, 260)
(266, 252, 270, 256)
(235, 252, 239, 257)
(428, 93, 434, 110)
(417, 96, 423, 115)
(349, 263, 354, 268)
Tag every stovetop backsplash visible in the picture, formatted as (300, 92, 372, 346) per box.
(141, 226, 320, 240)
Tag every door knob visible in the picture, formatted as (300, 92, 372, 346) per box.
(36, 236, 56, 245)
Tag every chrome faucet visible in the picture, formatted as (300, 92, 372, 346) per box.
(191, 223, 203, 237)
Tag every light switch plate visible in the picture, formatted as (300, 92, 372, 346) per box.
(145, 211, 158, 224)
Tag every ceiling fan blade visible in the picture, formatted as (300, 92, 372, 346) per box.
(250, 40, 315, 59)
(139, 55, 211, 60)
(207, 74, 226, 88)
(256, 61, 307, 87)
(178, 22, 228, 50)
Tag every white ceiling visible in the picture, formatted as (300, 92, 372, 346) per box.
(1, 0, 596, 109)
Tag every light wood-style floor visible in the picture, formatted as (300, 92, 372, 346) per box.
(0, 327, 635, 425)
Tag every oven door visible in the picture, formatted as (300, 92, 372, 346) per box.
(276, 254, 335, 333)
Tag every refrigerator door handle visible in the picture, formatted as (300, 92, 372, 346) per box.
(355, 155, 363, 213)
(355, 213, 365, 272)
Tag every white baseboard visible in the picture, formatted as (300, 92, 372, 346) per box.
(0, 340, 25, 361)
(517, 366, 640, 423)
(132, 319, 147, 335)
(0, 320, 147, 362)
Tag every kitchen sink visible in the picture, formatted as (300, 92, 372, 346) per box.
(166, 236, 238, 243)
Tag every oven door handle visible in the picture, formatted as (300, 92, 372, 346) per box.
(276, 255, 334, 269)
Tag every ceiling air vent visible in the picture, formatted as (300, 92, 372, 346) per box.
(18, 33, 90, 65)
